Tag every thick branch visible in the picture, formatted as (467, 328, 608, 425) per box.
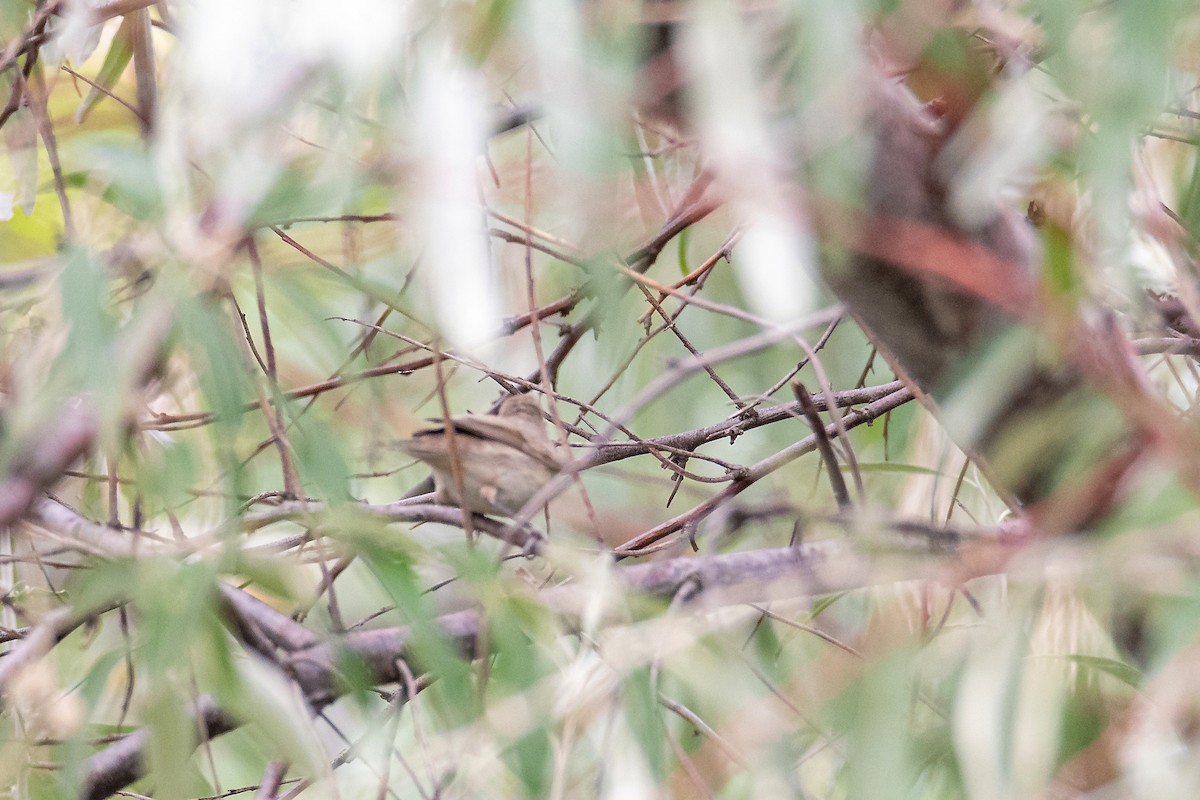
(81, 696, 237, 800)
(81, 540, 881, 797)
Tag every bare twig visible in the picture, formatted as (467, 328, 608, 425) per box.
(793, 381, 851, 510)
(613, 385, 915, 554)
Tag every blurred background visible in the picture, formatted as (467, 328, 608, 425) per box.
(4, 0, 1200, 797)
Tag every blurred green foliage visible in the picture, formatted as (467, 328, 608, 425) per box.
(4, 1, 1200, 798)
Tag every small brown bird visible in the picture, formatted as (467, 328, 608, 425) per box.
(399, 393, 564, 517)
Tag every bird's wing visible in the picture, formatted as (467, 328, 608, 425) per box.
(404, 416, 564, 471)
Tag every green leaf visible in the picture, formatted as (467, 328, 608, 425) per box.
(176, 296, 248, 433)
(809, 592, 847, 620)
(842, 462, 944, 477)
(75, 16, 136, 125)
(211, 650, 326, 779)
(624, 668, 669, 780)
(1062, 655, 1141, 689)
(506, 729, 552, 797)
(133, 560, 220, 671)
(59, 247, 119, 389)
(283, 404, 352, 503)
(69, 558, 137, 613)
(1041, 223, 1082, 301)
(358, 538, 478, 725)
(73, 137, 162, 220)
(77, 648, 128, 711)
(464, 0, 518, 63)
(0, 189, 60, 257)
(1148, 586, 1200, 669)
(135, 436, 199, 511)
(1056, 681, 1110, 766)
(677, 226, 691, 276)
(142, 681, 207, 800)
(227, 554, 299, 602)
(249, 161, 340, 226)
(837, 649, 919, 800)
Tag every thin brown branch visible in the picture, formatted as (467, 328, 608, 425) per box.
(240, 501, 542, 553)
(61, 63, 146, 121)
(23, 65, 72, 235)
(0, 602, 121, 700)
(585, 381, 905, 467)
(244, 240, 302, 497)
(254, 761, 290, 800)
(636, 281, 749, 410)
(613, 385, 915, 554)
(793, 381, 852, 510)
